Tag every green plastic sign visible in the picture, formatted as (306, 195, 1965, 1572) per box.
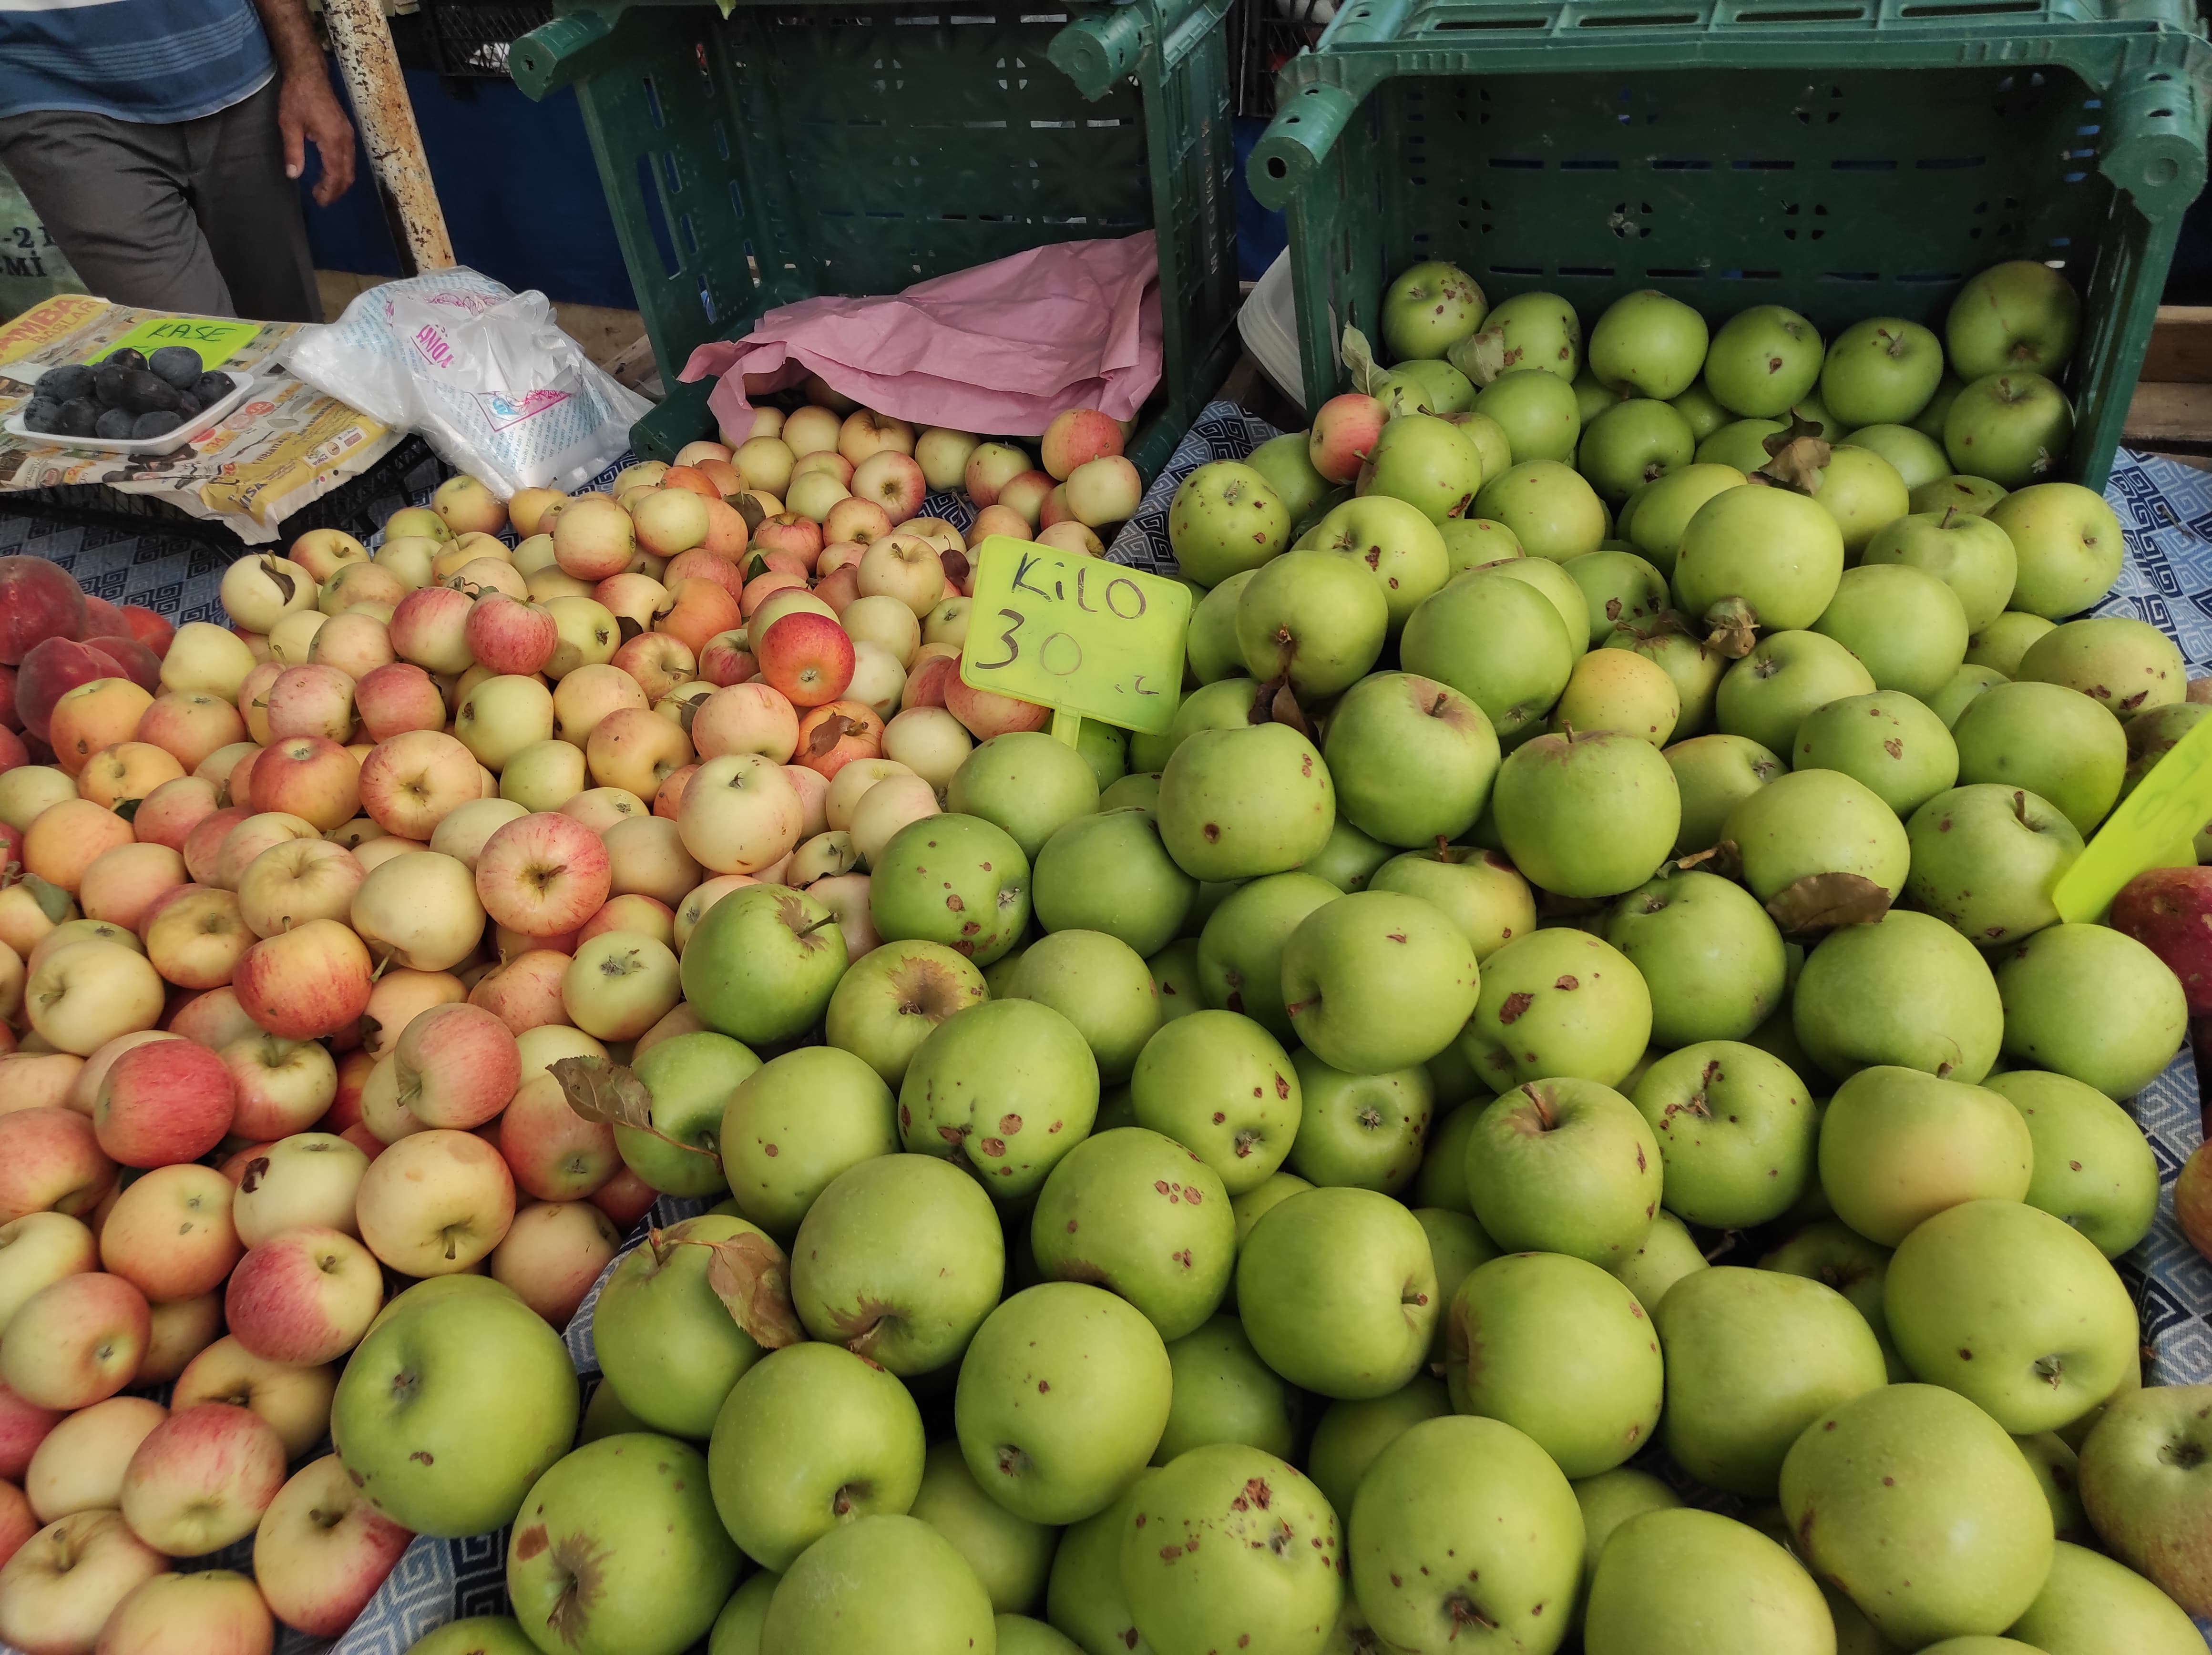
(2052, 708, 2212, 922)
(959, 535, 1188, 740)
(100, 315, 262, 370)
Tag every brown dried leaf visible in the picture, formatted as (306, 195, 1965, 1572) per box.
(1755, 413, 1832, 495)
(111, 797, 142, 824)
(1701, 597, 1760, 660)
(666, 695, 699, 735)
(615, 615, 645, 646)
(1764, 872, 1894, 940)
(238, 1156, 271, 1195)
(704, 1232, 805, 1350)
(736, 493, 768, 536)
(2188, 675, 2212, 706)
(940, 548, 971, 590)
(551, 1054, 656, 1131)
(259, 557, 296, 607)
(805, 715, 860, 758)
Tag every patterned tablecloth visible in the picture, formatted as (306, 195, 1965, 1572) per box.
(5, 403, 2209, 1653)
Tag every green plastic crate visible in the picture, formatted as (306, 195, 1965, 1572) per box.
(510, 0, 1242, 474)
(1246, 0, 2212, 489)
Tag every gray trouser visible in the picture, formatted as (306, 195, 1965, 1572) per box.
(0, 79, 320, 322)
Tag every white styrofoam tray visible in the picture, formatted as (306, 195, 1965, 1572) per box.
(2, 368, 256, 456)
(1237, 249, 1306, 414)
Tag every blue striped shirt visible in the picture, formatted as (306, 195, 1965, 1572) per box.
(0, 0, 275, 123)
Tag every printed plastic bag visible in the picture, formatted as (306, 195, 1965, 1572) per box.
(282, 267, 648, 498)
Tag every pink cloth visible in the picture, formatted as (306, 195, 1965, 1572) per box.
(679, 232, 1161, 441)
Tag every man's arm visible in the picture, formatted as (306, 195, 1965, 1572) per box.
(250, 0, 358, 206)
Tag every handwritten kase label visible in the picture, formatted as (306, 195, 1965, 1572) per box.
(102, 315, 263, 370)
(2053, 708, 2212, 922)
(959, 536, 1189, 736)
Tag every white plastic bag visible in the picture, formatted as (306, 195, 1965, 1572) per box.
(282, 267, 649, 498)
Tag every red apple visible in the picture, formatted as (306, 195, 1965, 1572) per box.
(590, 1163, 657, 1229)
(0, 1110, 114, 1227)
(755, 611, 857, 708)
(251, 1453, 412, 1635)
(392, 1002, 520, 1130)
(468, 948, 571, 1036)
(246, 736, 360, 832)
(234, 919, 374, 1041)
(224, 1226, 382, 1366)
(264, 664, 356, 745)
(92, 1041, 236, 1168)
(496, 1068, 619, 1201)
(0, 1384, 61, 1483)
(0, 1272, 148, 1409)
(476, 811, 613, 938)
(464, 593, 559, 677)
(118, 1402, 286, 1556)
(0, 558, 87, 666)
(353, 662, 446, 742)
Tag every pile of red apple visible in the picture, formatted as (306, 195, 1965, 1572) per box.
(0, 398, 1132, 1655)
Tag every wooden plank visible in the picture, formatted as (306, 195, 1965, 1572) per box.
(2124, 380, 2212, 452)
(2141, 306, 2212, 385)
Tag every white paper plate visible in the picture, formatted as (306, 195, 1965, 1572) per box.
(3, 369, 257, 456)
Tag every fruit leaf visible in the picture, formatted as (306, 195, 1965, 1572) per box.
(940, 548, 971, 590)
(806, 715, 860, 758)
(743, 552, 770, 581)
(20, 873, 71, 925)
(1339, 326, 1384, 397)
(666, 695, 699, 735)
(551, 1054, 656, 1131)
(1764, 872, 1894, 940)
(735, 493, 767, 536)
(238, 1155, 271, 1195)
(258, 557, 296, 606)
(1247, 675, 1312, 739)
(1754, 413, 1831, 495)
(110, 797, 142, 824)
(615, 615, 644, 646)
(704, 1233, 805, 1350)
(1700, 597, 1760, 660)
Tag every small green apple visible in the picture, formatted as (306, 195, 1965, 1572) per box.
(948, 733, 1101, 862)
(1245, 433, 1333, 529)
(594, 1214, 779, 1437)
(1819, 1065, 2032, 1244)
(1562, 547, 1670, 646)
(1589, 290, 1708, 399)
(900, 999, 1100, 1199)
(1029, 1127, 1232, 1341)
(1235, 1185, 1439, 1400)
(1398, 570, 1577, 742)
(1995, 922, 2187, 1097)
(1321, 671, 1499, 848)
(707, 1573, 777, 1655)
(1004, 929, 1160, 1083)
(1286, 1050, 1431, 1193)
(1197, 870, 1341, 1042)
(722, 1046, 898, 1235)
(1904, 784, 2082, 948)
(1584, 1506, 1833, 1655)
(760, 1515, 995, 1655)
(1304, 1378, 1451, 1519)
(2009, 1539, 2206, 1655)
(1792, 689, 1960, 818)
(909, 1438, 1058, 1615)
(823, 939, 987, 1087)
(1412, 1103, 1479, 1214)
(1463, 1078, 1661, 1265)
(1470, 458, 1608, 561)
(870, 812, 1031, 967)
(1470, 368, 1580, 463)
(1042, 1471, 1158, 1655)
(1154, 1314, 1299, 1463)
(1605, 869, 1787, 1047)
(1452, 291, 1581, 386)
(1157, 724, 1336, 883)
(1946, 259, 2081, 380)
(1792, 911, 2005, 1085)
(1823, 316, 1946, 427)
(1631, 1040, 1815, 1228)
(1725, 765, 1910, 904)
(1812, 564, 1970, 703)
(1035, 808, 1195, 957)
(1129, 1009, 1299, 1195)
(1844, 421, 1951, 490)
(1714, 629, 1878, 756)
(1458, 928, 1652, 1091)
(1863, 507, 2019, 633)
(1667, 732, 1783, 855)
(1944, 371, 2074, 490)
(1704, 305, 1823, 417)
(680, 884, 849, 1046)
(1491, 727, 1681, 899)
(1279, 889, 1480, 1074)
(1608, 1208, 1708, 1316)
(1167, 461, 1289, 589)
(1986, 482, 2122, 621)
(624, 1031, 756, 1196)
(1955, 681, 2126, 838)
(405, 1617, 539, 1655)
(1577, 398, 1696, 503)
(1367, 846, 1534, 961)
(1354, 415, 1486, 527)
(1759, 1219, 1906, 1380)
(1675, 485, 1845, 635)
(1234, 548, 1389, 698)
(1382, 260, 1487, 360)
(1983, 1068, 2160, 1256)
(1966, 609, 2057, 676)
(1570, 1469, 1681, 1630)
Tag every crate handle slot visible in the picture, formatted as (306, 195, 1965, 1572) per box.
(1248, 79, 1364, 206)
(509, 10, 615, 98)
(2098, 61, 2207, 223)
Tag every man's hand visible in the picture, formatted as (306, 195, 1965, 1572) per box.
(253, 0, 358, 206)
(279, 70, 357, 206)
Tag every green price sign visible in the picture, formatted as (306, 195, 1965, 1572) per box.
(960, 536, 1189, 740)
(101, 315, 264, 370)
(2052, 709, 2212, 922)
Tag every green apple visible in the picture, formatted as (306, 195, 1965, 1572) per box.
(1043, 1471, 1158, 1655)
(1944, 371, 2074, 490)
(1704, 305, 1822, 418)
(508, 1434, 739, 1655)
(1034, 808, 1194, 957)
(1996, 921, 2187, 1097)
(1818, 1065, 2032, 1244)
(1196, 871, 1340, 1042)
(1491, 727, 1681, 899)
(1279, 889, 1480, 1073)
(1608, 1208, 1707, 1316)
(1904, 783, 2082, 948)
(1983, 1069, 2159, 1256)
(1570, 1469, 1681, 1630)
(1658, 1264, 1887, 1497)
(1101, 772, 1162, 813)
(1470, 459, 1608, 561)
(1186, 572, 1254, 683)
(760, 1515, 995, 1655)
(1382, 260, 1487, 359)
(1235, 1185, 1436, 1399)
(1955, 681, 2126, 837)
(1130, 1010, 1299, 1195)
(1725, 765, 1910, 904)
(2011, 1539, 2205, 1655)
(1349, 1414, 1584, 1651)
(625, 1031, 756, 1196)
(1077, 721, 1127, 792)
(1630, 1041, 1814, 1228)
(1823, 316, 1946, 426)
(1321, 672, 1499, 848)
(1966, 609, 2057, 675)
(1137, 674, 1262, 774)
(1471, 368, 1580, 463)
(1413, 1206, 1498, 1355)
(1812, 564, 1970, 703)
(1605, 870, 1787, 1046)
(1148, 937, 1202, 1025)
(1154, 1314, 1298, 1462)
(1245, 432, 1333, 530)
(1669, 379, 1731, 440)
(1986, 482, 2123, 620)
(1676, 484, 1845, 636)
(707, 1573, 777, 1655)
(1792, 689, 1960, 818)
(681, 884, 849, 1045)
(1304, 1377, 1450, 1518)
(1697, 416, 1787, 471)
(1367, 846, 1534, 961)
(1792, 911, 2005, 1085)
(1577, 398, 1696, 503)
(1413, 1104, 1478, 1213)
(1946, 259, 2082, 380)
(1759, 1219, 1906, 1379)
(1929, 663, 2010, 726)
(1118, 1442, 1342, 1655)
(1167, 461, 1289, 589)
(1562, 547, 1670, 646)
(1451, 290, 1581, 385)
(1624, 463, 1745, 578)
(1885, 1198, 2136, 1436)
(1458, 928, 1652, 1091)
(995, 1614, 1086, 1655)
(1843, 421, 1952, 490)
(1438, 515, 1524, 575)
(900, 999, 1099, 1199)
(580, 1377, 652, 1445)
(1004, 929, 1159, 1083)
(708, 1340, 926, 1569)
(1808, 444, 1912, 556)
(1715, 628, 1879, 756)
(722, 1046, 897, 1235)
(1862, 507, 2020, 632)
(2015, 1429, 2094, 1546)
(948, 733, 1101, 862)
(1234, 548, 1389, 697)
(594, 1214, 778, 1437)
(2018, 614, 2185, 720)
(1780, 1383, 2055, 1646)
(1029, 1127, 1232, 1340)
(1286, 1051, 1431, 1193)
(1398, 570, 1577, 742)
(824, 939, 987, 1087)
(1298, 816, 1393, 892)
(2079, 1384, 2212, 1616)
(1446, 408, 1511, 473)
(1463, 1078, 1660, 1265)
(1586, 1510, 1834, 1655)
(910, 1438, 1057, 1615)
(333, 1285, 579, 1537)
(1157, 724, 1335, 883)
(955, 1281, 1172, 1524)
(1914, 469, 2008, 515)
(405, 1618, 539, 1655)
(1666, 732, 1783, 855)
(1588, 290, 1708, 399)
(870, 812, 1031, 967)
(1354, 415, 1486, 527)
(790, 1152, 1004, 1373)
(1443, 1251, 1661, 1477)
